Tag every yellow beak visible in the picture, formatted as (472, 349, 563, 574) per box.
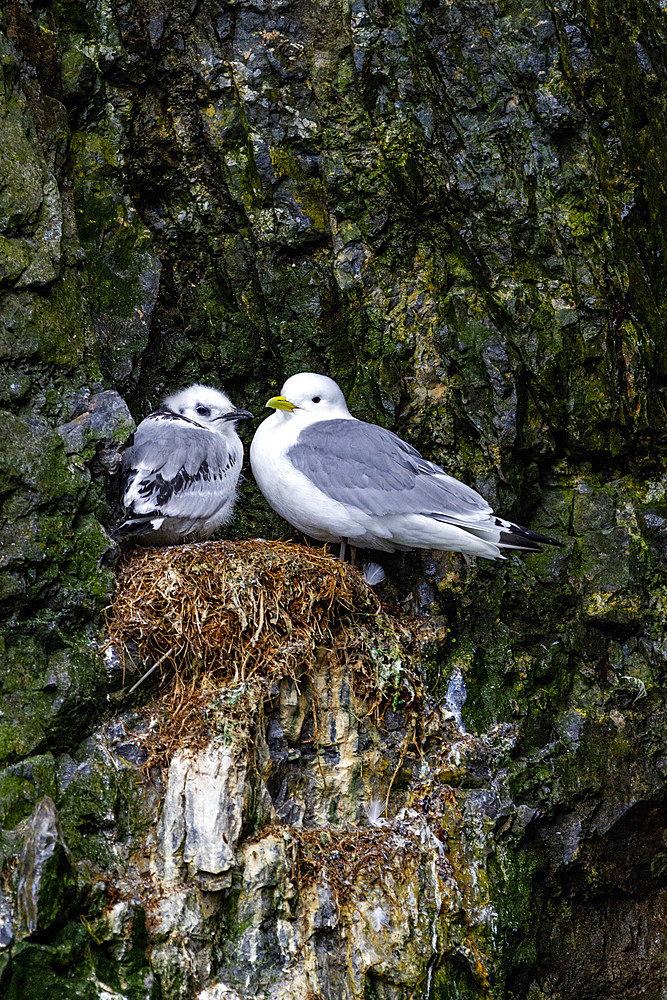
(266, 395, 296, 412)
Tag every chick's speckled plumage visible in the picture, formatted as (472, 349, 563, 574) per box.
(116, 384, 252, 546)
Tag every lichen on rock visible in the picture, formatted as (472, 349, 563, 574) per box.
(0, 0, 666, 996)
(99, 541, 496, 999)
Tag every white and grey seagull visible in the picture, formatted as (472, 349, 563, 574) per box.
(250, 372, 560, 561)
(116, 384, 252, 546)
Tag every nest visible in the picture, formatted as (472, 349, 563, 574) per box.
(287, 824, 421, 906)
(106, 540, 430, 767)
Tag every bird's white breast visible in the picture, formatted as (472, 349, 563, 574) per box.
(250, 412, 362, 542)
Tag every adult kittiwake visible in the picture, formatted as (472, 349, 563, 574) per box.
(116, 384, 252, 545)
(250, 372, 560, 560)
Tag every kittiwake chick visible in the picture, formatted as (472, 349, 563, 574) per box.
(116, 384, 252, 545)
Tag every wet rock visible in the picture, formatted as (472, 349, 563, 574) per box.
(157, 746, 246, 887)
(0, 95, 62, 290)
(57, 389, 134, 464)
(0, 0, 666, 994)
(0, 753, 57, 830)
(196, 986, 248, 1000)
(15, 797, 77, 940)
(0, 888, 14, 950)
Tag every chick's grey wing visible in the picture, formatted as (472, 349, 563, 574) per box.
(122, 413, 210, 479)
(122, 415, 240, 519)
(287, 420, 491, 519)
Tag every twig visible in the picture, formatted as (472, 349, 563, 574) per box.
(127, 646, 174, 694)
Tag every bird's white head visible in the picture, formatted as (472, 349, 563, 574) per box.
(265, 373, 352, 421)
(163, 384, 253, 433)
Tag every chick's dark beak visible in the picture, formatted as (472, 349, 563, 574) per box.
(216, 408, 254, 422)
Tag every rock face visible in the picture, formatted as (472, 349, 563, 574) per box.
(15, 796, 77, 940)
(157, 747, 246, 889)
(0, 0, 665, 998)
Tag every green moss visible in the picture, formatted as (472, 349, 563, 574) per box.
(52, 0, 102, 35)
(0, 234, 31, 285)
(486, 848, 541, 990)
(0, 754, 57, 829)
(113, 768, 156, 843)
(0, 640, 107, 768)
(69, 131, 159, 382)
(59, 774, 118, 865)
(0, 912, 152, 1000)
(0, 411, 78, 495)
(0, 718, 47, 770)
(428, 964, 492, 1000)
(0, 0, 665, 993)
(0, 938, 93, 1000)
(17, 272, 97, 371)
(37, 514, 114, 615)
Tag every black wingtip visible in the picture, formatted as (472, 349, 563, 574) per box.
(500, 522, 564, 550)
(111, 515, 162, 540)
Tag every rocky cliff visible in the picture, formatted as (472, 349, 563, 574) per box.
(0, 0, 665, 997)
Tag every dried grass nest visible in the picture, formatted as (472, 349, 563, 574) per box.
(106, 540, 432, 767)
(287, 823, 422, 905)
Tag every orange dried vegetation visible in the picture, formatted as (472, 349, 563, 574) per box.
(106, 540, 428, 767)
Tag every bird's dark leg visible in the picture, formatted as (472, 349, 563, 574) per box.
(339, 537, 347, 562)
(350, 546, 357, 566)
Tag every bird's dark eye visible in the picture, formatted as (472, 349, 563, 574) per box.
(196, 405, 211, 417)
(312, 396, 321, 403)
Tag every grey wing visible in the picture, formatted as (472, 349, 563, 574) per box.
(288, 419, 492, 520)
(122, 414, 241, 519)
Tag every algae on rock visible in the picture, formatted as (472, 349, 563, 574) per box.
(0, 0, 666, 996)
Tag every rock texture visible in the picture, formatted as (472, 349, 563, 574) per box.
(0, 0, 665, 998)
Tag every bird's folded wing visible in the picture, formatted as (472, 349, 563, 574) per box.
(122, 416, 239, 518)
(126, 413, 213, 478)
(287, 420, 492, 519)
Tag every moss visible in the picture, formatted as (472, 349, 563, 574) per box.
(36, 514, 114, 615)
(0, 718, 48, 772)
(69, 131, 159, 384)
(428, 963, 492, 1000)
(0, 410, 78, 495)
(3, 273, 98, 372)
(51, 0, 101, 36)
(60, 47, 97, 107)
(0, 234, 31, 285)
(0, 914, 150, 1000)
(486, 848, 541, 994)
(57, 747, 121, 860)
(0, 938, 93, 1000)
(112, 767, 155, 844)
(0, 640, 107, 768)
(0, 753, 57, 829)
(74, 898, 152, 998)
(0, 0, 665, 993)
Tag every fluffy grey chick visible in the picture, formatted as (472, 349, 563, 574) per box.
(116, 384, 252, 545)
